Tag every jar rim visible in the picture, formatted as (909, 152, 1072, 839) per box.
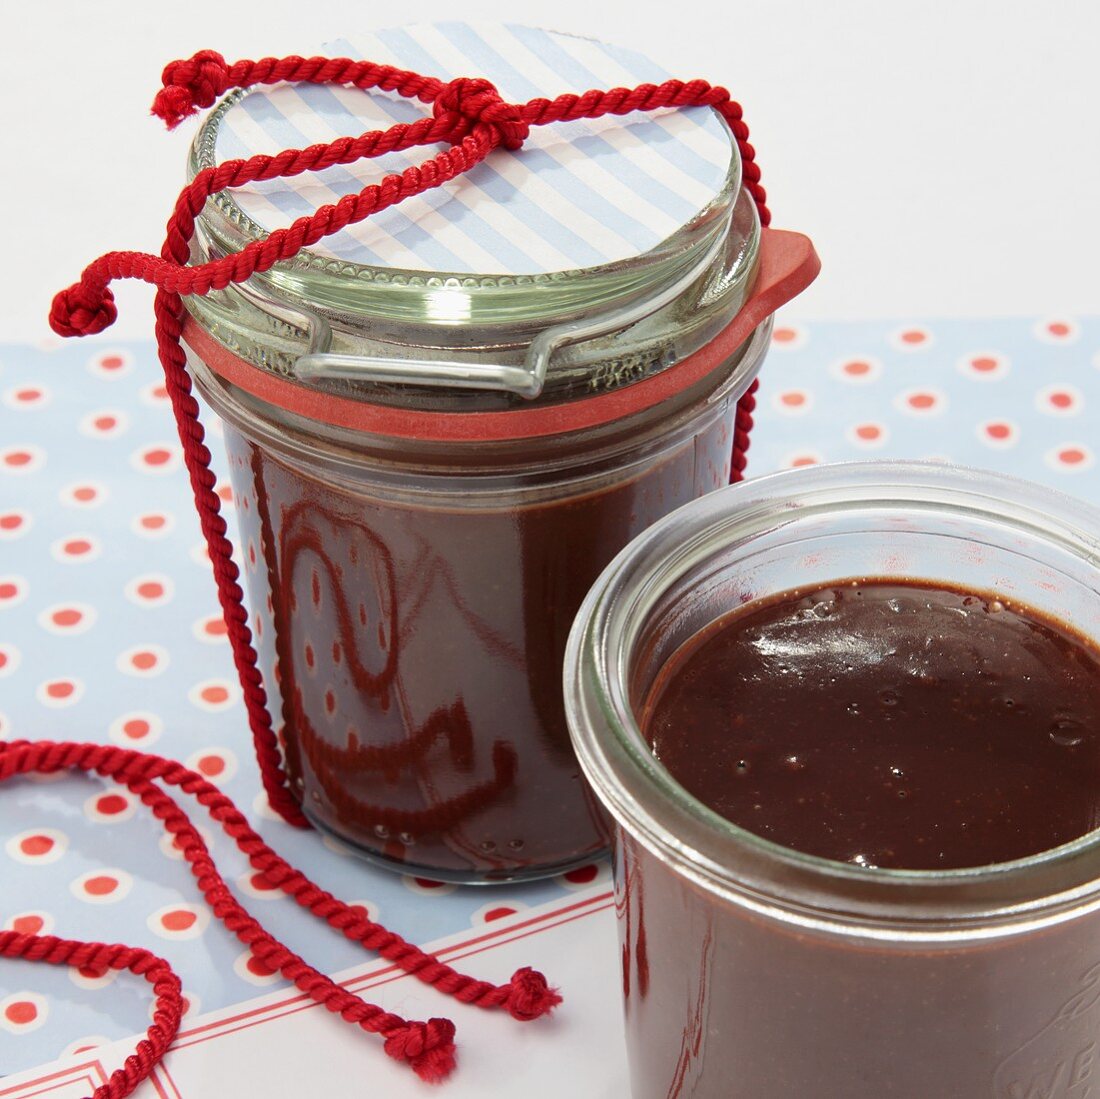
(565, 461, 1100, 937)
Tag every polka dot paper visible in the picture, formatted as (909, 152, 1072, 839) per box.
(2, 314, 1099, 1076)
(755, 316, 1099, 479)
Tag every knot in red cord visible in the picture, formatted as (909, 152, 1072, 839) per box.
(432, 76, 529, 150)
(153, 49, 231, 129)
(503, 966, 563, 1021)
(48, 283, 117, 338)
(383, 1017, 457, 1083)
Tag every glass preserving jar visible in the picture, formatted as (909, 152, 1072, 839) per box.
(181, 23, 818, 882)
(566, 461, 1100, 1096)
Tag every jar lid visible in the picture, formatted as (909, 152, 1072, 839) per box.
(187, 22, 763, 411)
(202, 22, 736, 276)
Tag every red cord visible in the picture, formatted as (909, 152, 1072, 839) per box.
(731, 377, 759, 481)
(0, 739, 560, 1091)
(32, 49, 773, 1091)
(53, 55, 769, 340)
(0, 930, 181, 1099)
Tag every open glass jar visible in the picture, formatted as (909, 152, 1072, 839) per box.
(566, 461, 1100, 1096)
(181, 23, 817, 882)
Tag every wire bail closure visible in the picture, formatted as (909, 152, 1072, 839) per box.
(284, 233, 728, 398)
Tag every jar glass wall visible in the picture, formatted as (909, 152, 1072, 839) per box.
(565, 461, 1100, 1096)
(189, 322, 773, 882)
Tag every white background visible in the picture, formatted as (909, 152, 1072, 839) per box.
(1, 0, 1097, 339)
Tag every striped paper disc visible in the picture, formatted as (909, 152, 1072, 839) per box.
(212, 22, 736, 276)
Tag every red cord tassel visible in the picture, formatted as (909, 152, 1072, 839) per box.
(25, 48, 772, 1092)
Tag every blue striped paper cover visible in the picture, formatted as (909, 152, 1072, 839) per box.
(212, 22, 735, 276)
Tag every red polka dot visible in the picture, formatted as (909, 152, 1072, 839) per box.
(45, 680, 75, 700)
(1047, 322, 1072, 338)
(136, 581, 164, 600)
(304, 644, 315, 669)
(196, 755, 225, 777)
(143, 448, 172, 466)
(51, 608, 83, 628)
(899, 329, 926, 345)
(140, 514, 166, 530)
(1048, 391, 1074, 410)
(779, 391, 806, 408)
(15, 388, 42, 403)
(789, 455, 818, 468)
(414, 878, 447, 890)
(11, 915, 44, 935)
(843, 360, 871, 376)
(324, 690, 336, 715)
(122, 718, 150, 739)
(99, 355, 124, 371)
(0, 653, 7, 672)
(0, 582, 19, 600)
(151, 385, 168, 400)
(203, 617, 227, 637)
(4, 451, 32, 468)
(971, 356, 998, 372)
(83, 875, 118, 897)
(0, 514, 23, 531)
(217, 485, 233, 505)
(93, 415, 117, 431)
(855, 424, 882, 441)
(131, 651, 158, 671)
(20, 835, 54, 857)
(95, 794, 129, 816)
(161, 910, 198, 932)
(201, 685, 229, 705)
(906, 392, 936, 410)
(4, 1001, 37, 1025)
(246, 956, 277, 978)
(986, 423, 1012, 441)
(1059, 447, 1087, 465)
(772, 327, 797, 343)
(72, 486, 97, 502)
(483, 906, 517, 922)
(63, 539, 92, 557)
(564, 864, 599, 885)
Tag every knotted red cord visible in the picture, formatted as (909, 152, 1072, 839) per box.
(31, 48, 771, 1093)
(0, 739, 561, 1092)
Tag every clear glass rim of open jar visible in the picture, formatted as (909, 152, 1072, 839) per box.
(565, 460, 1100, 940)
